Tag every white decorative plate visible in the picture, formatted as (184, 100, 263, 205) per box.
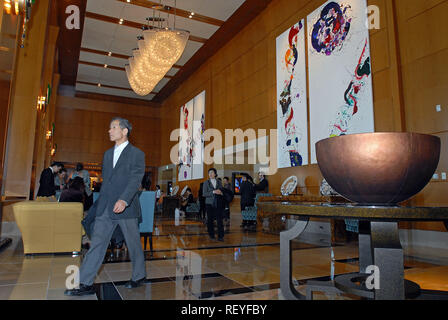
(280, 176, 298, 196)
(180, 185, 189, 196)
(172, 185, 179, 196)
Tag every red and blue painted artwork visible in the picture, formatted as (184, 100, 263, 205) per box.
(311, 1, 352, 56)
(179, 105, 193, 178)
(279, 21, 304, 167)
(329, 39, 371, 137)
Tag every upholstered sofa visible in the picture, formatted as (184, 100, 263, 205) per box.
(13, 201, 84, 254)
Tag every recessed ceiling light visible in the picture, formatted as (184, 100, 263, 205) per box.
(127, 0, 131, 2)
(188, 15, 192, 18)
(191, 12, 195, 16)
(108, 52, 112, 56)
(98, 83, 101, 87)
(119, 18, 124, 24)
(104, 64, 108, 68)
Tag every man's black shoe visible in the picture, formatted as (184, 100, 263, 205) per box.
(217, 238, 224, 242)
(124, 277, 146, 289)
(64, 284, 95, 296)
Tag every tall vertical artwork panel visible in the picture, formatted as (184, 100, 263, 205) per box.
(179, 100, 194, 181)
(308, 0, 374, 164)
(178, 91, 206, 181)
(192, 91, 206, 180)
(276, 19, 308, 168)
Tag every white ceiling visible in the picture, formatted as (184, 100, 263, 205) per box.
(76, 0, 245, 101)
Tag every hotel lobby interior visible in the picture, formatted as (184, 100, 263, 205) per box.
(0, 0, 447, 302)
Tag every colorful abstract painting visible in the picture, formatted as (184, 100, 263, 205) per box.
(178, 100, 193, 181)
(191, 91, 206, 180)
(308, 0, 374, 164)
(276, 19, 308, 169)
(178, 91, 206, 181)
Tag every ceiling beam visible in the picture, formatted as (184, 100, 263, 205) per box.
(79, 60, 125, 71)
(116, 0, 224, 27)
(80, 47, 182, 69)
(77, 80, 133, 91)
(78, 60, 175, 79)
(75, 90, 161, 107)
(77, 80, 161, 94)
(85, 11, 207, 43)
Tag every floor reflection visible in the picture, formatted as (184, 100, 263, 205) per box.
(1, 213, 448, 300)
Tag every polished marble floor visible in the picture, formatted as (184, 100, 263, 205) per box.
(1, 211, 448, 300)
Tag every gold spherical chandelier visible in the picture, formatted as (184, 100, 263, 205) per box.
(126, 1, 189, 96)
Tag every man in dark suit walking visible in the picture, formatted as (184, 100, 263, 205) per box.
(65, 117, 146, 296)
(36, 162, 64, 200)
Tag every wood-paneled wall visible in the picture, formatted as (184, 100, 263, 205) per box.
(394, 0, 448, 231)
(159, 0, 447, 232)
(54, 95, 162, 167)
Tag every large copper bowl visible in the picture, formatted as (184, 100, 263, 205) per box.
(316, 132, 441, 205)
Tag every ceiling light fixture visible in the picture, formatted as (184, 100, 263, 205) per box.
(126, 0, 189, 96)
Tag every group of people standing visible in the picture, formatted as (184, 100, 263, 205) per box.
(199, 168, 268, 241)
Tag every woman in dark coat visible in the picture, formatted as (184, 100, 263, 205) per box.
(239, 173, 255, 228)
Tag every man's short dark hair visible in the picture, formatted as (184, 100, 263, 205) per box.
(111, 117, 132, 137)
(69, 177, 85, 192)
(76, 163, 83, 171)
(51, 162, 64, 168)
(223, 177, 229, 181)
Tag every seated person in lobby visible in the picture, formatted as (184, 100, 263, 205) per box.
(36, 162, 64, 201)
(155, 185, 161, 203)
(55, 168, 67, 200)
(55, 168, 67, 190)
(180, 188, 195, 214)
(72, 163, 93, 211)
(59, 177, 85, 206)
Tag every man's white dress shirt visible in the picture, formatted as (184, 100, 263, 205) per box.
(113, 141, 129, 168)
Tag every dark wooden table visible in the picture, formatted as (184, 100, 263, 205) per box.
(258, 201, 448, 300)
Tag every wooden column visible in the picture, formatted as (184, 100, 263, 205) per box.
(46, 73, 60, 168)
(0, 1, 4, 32)
(32, 25, 59, 199)
(1, 0, 51, 199)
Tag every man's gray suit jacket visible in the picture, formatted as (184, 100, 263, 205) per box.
(95, 143, 145, 221)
